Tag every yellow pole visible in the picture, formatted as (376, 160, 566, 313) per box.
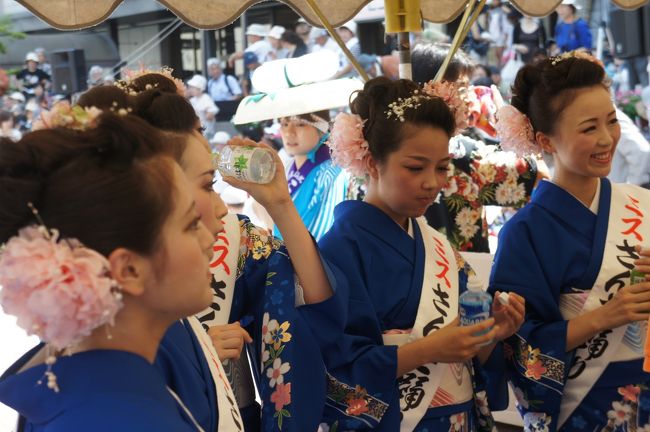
(303, 0, 369, 82)
(433, 0, 479, 82)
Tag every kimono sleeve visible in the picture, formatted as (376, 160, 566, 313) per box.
(318, 231, 396, 428)
(488, 218, 570, 428)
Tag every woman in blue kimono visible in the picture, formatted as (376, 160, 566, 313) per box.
(0, 113, 215, 430)
(318, 77, 525, 431)
(277, 110, 348, 241)
(124, 81, 345, 432)
(488, 51, 650, 431)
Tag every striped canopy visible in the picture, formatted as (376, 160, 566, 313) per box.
(17, 0, 650, 30)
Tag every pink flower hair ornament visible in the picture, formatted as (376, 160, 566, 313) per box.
(32, 101, 104, 132)
(0, 225, 123, 352)
(327, 112, 370, 177)
(495, 105, 539, 157)
(422, 80, 471, 134)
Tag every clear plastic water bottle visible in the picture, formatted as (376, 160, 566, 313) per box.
(216, 145, 276, 184)
(459, 275, 493, 346)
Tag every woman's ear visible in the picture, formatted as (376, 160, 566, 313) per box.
(107, 248, 148, 297)
(366, 155, 380, 180)
(536, 131, 555, 154)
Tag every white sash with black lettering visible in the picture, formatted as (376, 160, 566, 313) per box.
(196, 212, 240, 327)
(186, 316, 244, 431)
(558, 184, 650, 428)
(382, 217, 461, 431)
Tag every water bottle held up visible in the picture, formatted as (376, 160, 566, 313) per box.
(216, 145, 276, 184)
(459, 275, 493, 346)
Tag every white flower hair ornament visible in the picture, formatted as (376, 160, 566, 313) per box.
(495, 105, 539, 157)
(327, 112, 370, 178)
(0, 204, 123, 392)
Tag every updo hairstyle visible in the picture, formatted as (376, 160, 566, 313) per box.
(510, 55, 609, 135)
(350, 77, 455, 163)
(0, 113, 177, 257)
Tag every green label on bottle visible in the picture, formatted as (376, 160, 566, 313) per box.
(631, 269, 646, 285)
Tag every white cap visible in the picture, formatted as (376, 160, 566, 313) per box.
(268, 25, 285, 40)
(9, 92, 26, 103)
(310, 27, 329, 39)
(466, 275, 484, 292)
(210, 131, 231, 145)
(25, 52, 39, 63)
(207, 57, 224, 68)
(187, 74, 207, 91)
(246, 23, 271, 37)
(561, 0, 582, 9)
(339, 20, 357, 35)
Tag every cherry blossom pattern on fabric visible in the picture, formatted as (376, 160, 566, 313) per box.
(0, 225, 123, 351)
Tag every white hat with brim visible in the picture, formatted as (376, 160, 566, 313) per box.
(232, 77, 363, 124)
(187, 74, 207, 91)
(561, 0, 582, 9)
(268, 25, 285, 40)
(246, 23, 271, 37)
(9, 92, 26, 103)
(25, 52, 39, 63)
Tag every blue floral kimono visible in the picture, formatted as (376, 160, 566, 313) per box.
(0, 349, 200, 431)
(276, 138, 348, 241)
(198, 215, 345, 431)
(489, 178, 650, 431)
(317, 201, 507, 431)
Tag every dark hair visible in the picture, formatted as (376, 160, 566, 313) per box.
(350, 77, 455, 163)
(281, 110, 331, 125)
(126, 72, 180, 95)
(133, 90, 199, 134)
(76, 85, 132, 111)
(281, 30, 304, 47)
(0, 110, 12, 123)
(0, 113, 176, 257)
(412, 43, 475, 84)
(511, 55, 609, 135)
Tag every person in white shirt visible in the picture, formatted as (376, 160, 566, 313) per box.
(332, 21, 361, 79)
(186, 74, 219, 137)
(267, 25, 289, 61)
(310, 28, 339, 54)
(228, 24, 273, 66)
(608, 109, 650, 186)
(206, 58, 242, 102)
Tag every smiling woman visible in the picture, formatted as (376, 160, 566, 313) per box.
(488, 50, 650, 431)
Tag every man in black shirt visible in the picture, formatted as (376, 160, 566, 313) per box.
(15, 52, 50, 99)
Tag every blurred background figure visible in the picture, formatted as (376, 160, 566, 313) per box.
(15, 52, 50, 100)
(310, 28, 338, 54)
(209, 130, 231, 153)
(87, 65, 107, 88)
(555, 0, 592, 52)
(0, 110, 21, 141)
(332, 21, 361, 78)
(294, 18, 312, 47)
(266, 25, 288, 60)
(280, 30, 308, 58)
(228, 23, 273, 66)
(186, 74, 218, 137)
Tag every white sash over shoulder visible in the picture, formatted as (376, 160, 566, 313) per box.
(382, 217, 472, 431)
(558, 183, 650, 428)
(196, 212, 241, 328)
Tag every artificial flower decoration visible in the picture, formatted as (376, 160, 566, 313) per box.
(32, 101, 102, 131)
(117, 65, 186, 96)
(495, 105, 539, 157)
(422, 80, 470, 134)
(328, 112, 370, 177)
(0, 225, 123, 351)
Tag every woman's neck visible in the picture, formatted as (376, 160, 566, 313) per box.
(364, 186, 408, 231)
(552, 172, 600, 208)
(73, 301, 173, 363)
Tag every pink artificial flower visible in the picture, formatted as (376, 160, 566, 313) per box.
(0, 226, 123, 350)
(328, 112, 370, 178)
(32, 102, 102, 132)
(495, 105, 539, 157)
(422, 80, 470, 133)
